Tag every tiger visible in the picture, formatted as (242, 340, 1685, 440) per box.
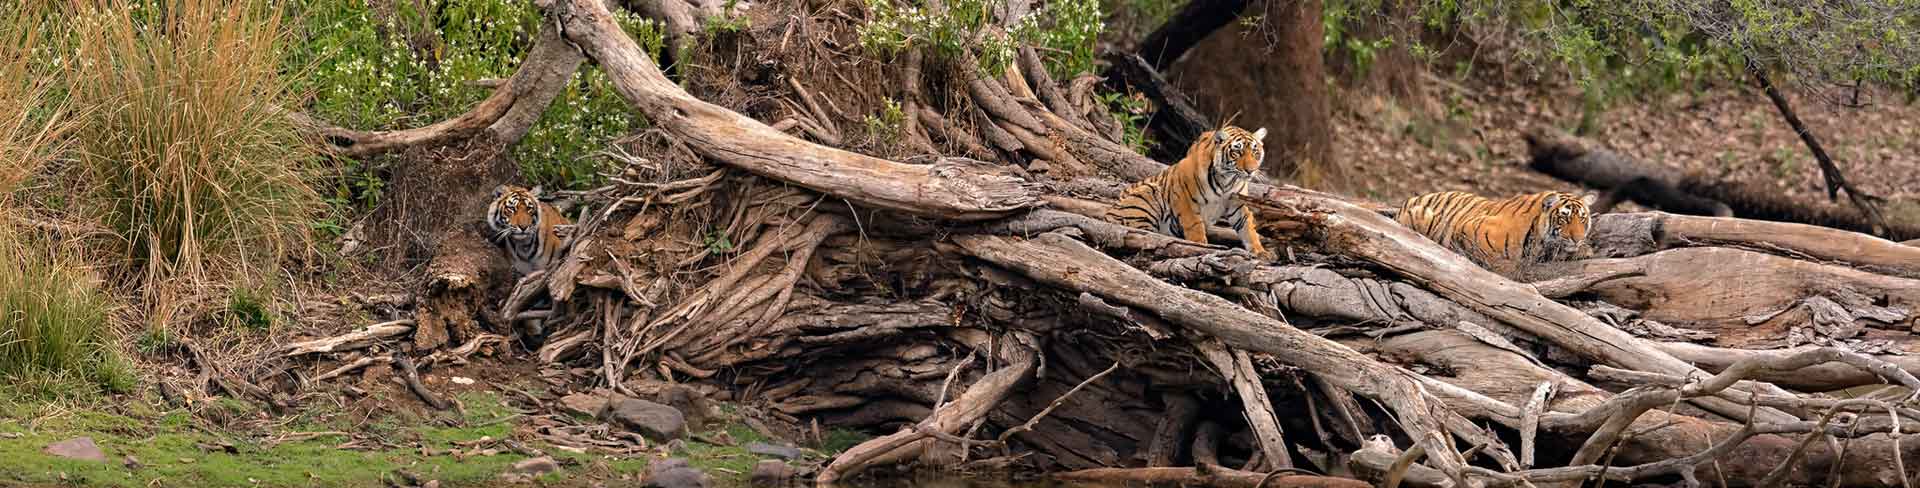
(1393, 190, 1596, 271)
(1106, 125, 1273, 260)
(487, 185, 574, 276)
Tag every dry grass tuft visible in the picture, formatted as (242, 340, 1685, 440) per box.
(63, 0, 319, 293)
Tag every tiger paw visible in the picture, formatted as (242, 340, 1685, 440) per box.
(1252, 249, 1277, 261)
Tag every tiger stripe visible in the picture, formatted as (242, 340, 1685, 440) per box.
(487, 185, 574, 275)
(1394, 190, 1595, 269)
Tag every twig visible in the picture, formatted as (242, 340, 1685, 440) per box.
(1383, 444, 1426, 488)
(995, 361, 1120, 444)
(392, 354, 453, 411)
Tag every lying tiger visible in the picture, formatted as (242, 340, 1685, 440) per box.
(1394, 190, 1595, 272)
(1106, 125, 1274, 260)
(487, 184, 574, 275)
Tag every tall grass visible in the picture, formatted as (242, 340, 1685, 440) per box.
(65, 0, 318, 287)
(0, 5, 130, 391)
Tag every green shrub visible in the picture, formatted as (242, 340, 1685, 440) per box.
(292, 0, 661, 192)
(65, 0, 319, 286)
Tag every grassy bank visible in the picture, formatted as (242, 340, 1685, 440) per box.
(0, 383, 864, 487)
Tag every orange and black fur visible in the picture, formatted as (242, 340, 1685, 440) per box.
(1106, 125, 1272, 259)
(487, 185, 574, 275)
(1394, 190, 1596, 269)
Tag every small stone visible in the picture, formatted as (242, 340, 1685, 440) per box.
(559, 393, 611, 418)
(745, 442, 802, 460)
(606, 397, 686, 442)
(512, 456, 561, 476)
(644, 458, 709, 488)
(44, 437, 107, 462)
(749, 460, 798, 487)
(122, 455, 142, 469)
(1028, 160, 1051, 173)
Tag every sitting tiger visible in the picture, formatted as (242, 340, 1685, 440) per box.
(487, 184, 574, 275)
(1106, 125, 1273, 260)
(1394, 190, 1595, 271)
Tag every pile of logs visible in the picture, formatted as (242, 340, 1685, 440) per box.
(284, 0, 1920, 486)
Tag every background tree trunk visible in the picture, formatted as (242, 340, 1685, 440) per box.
(1171, 0, 1338, 189)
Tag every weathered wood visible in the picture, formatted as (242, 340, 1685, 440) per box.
(953, 233, 1475, 483)
(1590, 212, 1920, 279)
(543, 0, 1041, 220)
(1238, 185, 1795, 423)
(1658, 342, 1920, 392)
(283, 320, 416, 356)
(1560, 246, 1919, 341)
(1055, 465, 1369, 488)
(1195, 339, 1293, 470)
(817, 345, 1037, 483)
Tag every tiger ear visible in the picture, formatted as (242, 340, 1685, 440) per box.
(1582, 194, 1598, 206)
(492, 185, 509, 199)
(1213, 131, 1226, 144)
(1253, 127, 1267, 141)
(529, 186, 545, 198)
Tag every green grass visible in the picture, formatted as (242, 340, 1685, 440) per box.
(64, 0, 319, 288)
(0, 385, 873, 488)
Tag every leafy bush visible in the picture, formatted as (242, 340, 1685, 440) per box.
(291, 0, 662, 192)
(859, 0, 1103, 77)
(65, 0, 319, 286)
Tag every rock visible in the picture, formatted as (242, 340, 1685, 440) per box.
(44, 437, 107, 462)
(559, 392, 611, 418)
(745, 442, 802, 460)
(644, 457, 710, 488)
(512, 456, 561, 476)
(749, 460, 798, 487)
(625, 379, 714, 429)
(606, 396, 686, 441)
(122, 455, 142, 470)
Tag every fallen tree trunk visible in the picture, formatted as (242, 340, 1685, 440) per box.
(546, 0, 1043, 221)
(1556, 246, 1919, 343)
(1524, 126, 1920, 241)
(1658, 342, 1920, 392)
(1238, 185, 1798, 423)
(955, 232, 1476, 483)
(1054, 465, 1369, 488)
(1590, 212, 1920, 279)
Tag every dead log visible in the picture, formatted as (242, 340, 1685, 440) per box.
(1368, 330, 1920, 486)
(1554, 246, 1918, 343)
(1658, 342, 1920, 392)
(1100, 51, 1214, 161)
(1589, 212, 1920, 279)
(1054, 465, 1369, 488)
(543, 0, 1041, 221)
(1524, 126, 1920, 240)
(817, 342, 1037, 483)
(283, 320, 415, 356)
(1130, 0, 1252, 70)
(1194, 339, 1293, 470)
(954, 233, 1476, 483)
(1238, 184, 1797, 423)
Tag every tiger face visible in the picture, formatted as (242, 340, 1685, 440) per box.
(1209, 126, 1268, 182)
(488, 185, 547, 239)
(1542, 192, 1597, 245)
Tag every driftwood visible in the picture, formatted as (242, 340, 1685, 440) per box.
(1589, 212, 1920, 279)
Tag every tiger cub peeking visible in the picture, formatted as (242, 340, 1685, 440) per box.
(1394, 190, 1595, 271)
(487, 185, 574, 275)
(1106, 125, 1273, 259)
